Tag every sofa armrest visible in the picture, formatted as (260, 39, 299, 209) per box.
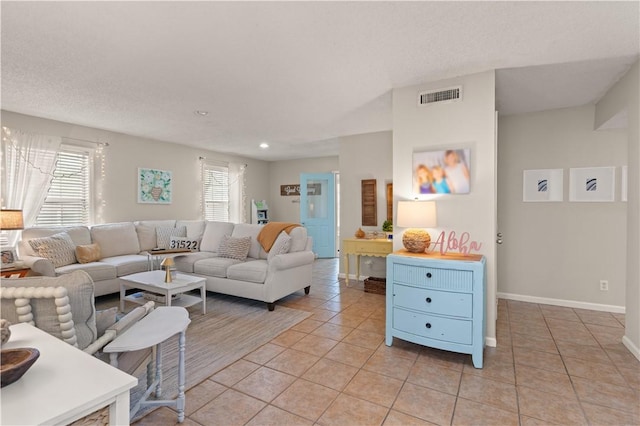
(268, 251, 315, 271)
(21, 255, 56, 276)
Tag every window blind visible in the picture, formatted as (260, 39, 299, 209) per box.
(35, 148, 91, 226)
(202, 163, 229, 222)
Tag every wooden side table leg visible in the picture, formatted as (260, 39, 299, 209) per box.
(200, 285, 207, 315)
(356, 254, 361, 282)
(119, 284, 126, 313)
(344, 253, 350, 285)
(108, 391, 130, 426)
(176, 329, 187, 423)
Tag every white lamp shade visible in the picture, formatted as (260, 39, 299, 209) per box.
(397, 201, 437, 228)
(0, 210, 24, 230)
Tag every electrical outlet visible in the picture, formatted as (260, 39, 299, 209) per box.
(600, 280, 609, 291)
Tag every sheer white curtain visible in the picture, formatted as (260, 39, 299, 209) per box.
(1, 127, 61, 246)
(228, 162, 247, 223)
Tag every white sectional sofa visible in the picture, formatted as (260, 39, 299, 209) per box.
(18, 220, 314, 310)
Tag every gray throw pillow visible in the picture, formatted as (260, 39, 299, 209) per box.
(156, 226, 187, 249)
(218, 235, 251, 261)
(28, 232, 77, 267)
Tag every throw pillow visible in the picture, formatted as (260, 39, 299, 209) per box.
(135, 224, 157, 252)
(267, 231, 292, 262)
(156, 226, 187, 249)
(75, 243, 102, 264)
(169, 236, 200, 251)
(28, 232, 77, 268)
(218, 235, 251, 261)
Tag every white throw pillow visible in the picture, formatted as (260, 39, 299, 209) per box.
(156, 226, 187, 249)
(267, 232, 291, 262)
(28, 232, 77, 267)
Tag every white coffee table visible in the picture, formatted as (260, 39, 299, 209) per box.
(120, 270, 206, 315)
(1, 323, 137, 425)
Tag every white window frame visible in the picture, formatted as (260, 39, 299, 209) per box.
(35, 144, 94, 227)
(202, 161, 230, 222)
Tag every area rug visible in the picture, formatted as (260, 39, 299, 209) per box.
(127, 293, 310, 419)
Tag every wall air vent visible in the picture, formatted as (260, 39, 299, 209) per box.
(418, 86, 462, 106)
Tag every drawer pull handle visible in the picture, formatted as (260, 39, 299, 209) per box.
(426, 297, 432, 303)
(425, 323, 432, 329)
(426, 272, 432, 278)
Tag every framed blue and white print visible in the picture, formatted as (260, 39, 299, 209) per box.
(569, 167, 615, 202)
(523, 169, 563, 202)
(138, 168, 172, 204)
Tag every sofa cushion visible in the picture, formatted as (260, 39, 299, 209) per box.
(156, 226, 187, 249)
(193, 257, 242, 278)
(174, 252, 217, 273)
(227, 260, 268, 283)
(267, 232, 291, 262)
(99, 255, 149, 276)
(76, 243, 102, 264)
(20, 226, 91, 257)
(218, 235, 251, 261)
(56, 262, 117, 281)
(135, 224, 157, 252)
(176, 220, 206, 239)
(0, 270, 97, 350)
(29, 232, 77, 268)
(200, 221, 235, 252)
(135, 219, 176, 229)
(231, 223, 263, 259)
(289, 227, 308, 252)
(91, 222, 140, 258)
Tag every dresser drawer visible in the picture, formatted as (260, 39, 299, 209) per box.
(393, 308, 473, 345)
(392, 263, 473, 292)
(393, 285, 472, 318)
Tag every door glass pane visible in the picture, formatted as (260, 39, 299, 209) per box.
(306, 179, 328, 219)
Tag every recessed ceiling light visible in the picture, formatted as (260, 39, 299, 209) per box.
(194, 110, 209, 116)
(259, 142, 269, 149)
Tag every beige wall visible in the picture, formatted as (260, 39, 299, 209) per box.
(338, 131, 393, 278)
(267, 156, 339, 223)
(1, 111, 270, 223)
(392, 70, 498, 344)
(498, 105, 627, 309)
(596, 60, 639, 358)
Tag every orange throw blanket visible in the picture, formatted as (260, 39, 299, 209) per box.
(257, 222, 301, 252)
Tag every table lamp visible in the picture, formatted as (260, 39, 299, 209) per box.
(0, 210, 24, 230)
(161, 257, 175, 283)
(397, 200, 437, 253)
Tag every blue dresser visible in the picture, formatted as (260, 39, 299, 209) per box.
(386, 251, 486, 368)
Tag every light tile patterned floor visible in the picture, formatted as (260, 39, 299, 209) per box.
(133, 258, 640, 425)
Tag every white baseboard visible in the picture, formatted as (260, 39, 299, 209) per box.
(622, 336, 640, 362)
(485, 337, 497, 347)
(497, 292, 625, 314)
(337, 273, 367, 281)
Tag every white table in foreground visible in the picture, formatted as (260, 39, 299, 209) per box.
(104, 307, 191, 423)
(1, 323, 137, 426)
(120, 270, 206, 315)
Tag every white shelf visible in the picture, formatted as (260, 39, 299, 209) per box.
(125, 291, 203, 309)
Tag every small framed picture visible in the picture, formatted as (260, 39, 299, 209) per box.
(1, 248, 18, 268)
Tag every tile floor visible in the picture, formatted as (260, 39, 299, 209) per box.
(133, 258, 639, 425)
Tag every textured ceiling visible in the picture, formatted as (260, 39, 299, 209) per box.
(1, 2, 638, 161)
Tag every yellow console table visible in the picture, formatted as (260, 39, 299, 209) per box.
(342, 238, 393, 285)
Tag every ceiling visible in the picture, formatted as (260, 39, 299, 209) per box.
(1, 2, 638, 161)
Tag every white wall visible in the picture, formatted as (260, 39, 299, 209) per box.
(393, 70, 498, 344)
(267, 156, 339, 223)
(1, 111, 269, 223)
(338, 131, 393, 278)
(498, 105, 627, 309)
(596, 60, 640, 359)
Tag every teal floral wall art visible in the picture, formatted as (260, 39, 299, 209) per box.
(138, 168, 172, 204)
